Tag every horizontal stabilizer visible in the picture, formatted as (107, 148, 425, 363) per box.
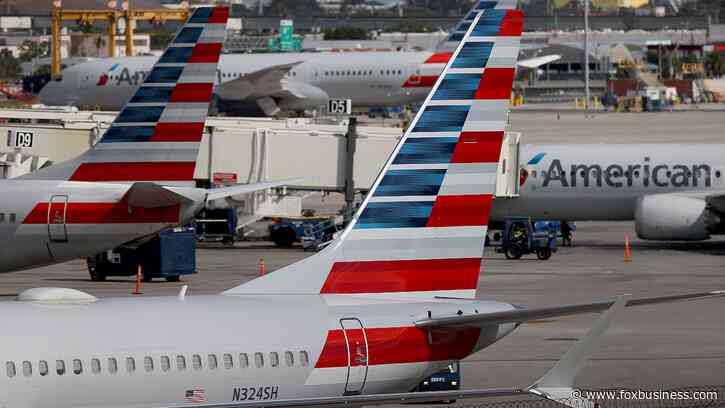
(415, 290, 725, 329)
(205, 178, 306, 201)
(123, 182, 192, 208)
(517, 54, 562, 69)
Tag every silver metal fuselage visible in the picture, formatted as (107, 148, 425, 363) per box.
(0, 294, 516, 407)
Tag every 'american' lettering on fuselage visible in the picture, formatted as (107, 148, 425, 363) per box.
(541, 157, 713, 188)
(110, 68, 225, 86)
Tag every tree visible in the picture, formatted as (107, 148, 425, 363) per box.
(705, 52, 725, 78)
(18, 40, 49, 63)
(0, 49, 21, 80)
(323, 26, 370, 40)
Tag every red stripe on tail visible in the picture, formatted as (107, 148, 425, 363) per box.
(208, 6, 230, 23)
(473, 68, 516, 100)
(151, 122, 205, 142)
(168, 84, 214, 103)
(188, 43, 223, 63)
(320, 258, 481, 294)
(426, 194, 493, 227)
(498, 10, 524, 36)
(69, 162, 196, 182)
(451, 131, 504, 163)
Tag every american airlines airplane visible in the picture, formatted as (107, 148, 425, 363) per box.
(1, 5, 722, 408)
(37, 2, 557, 116)
(493, 144, 725, 240)
(0, 6, 293, 273)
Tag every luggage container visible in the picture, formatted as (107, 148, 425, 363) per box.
(86, 227, 197, 282)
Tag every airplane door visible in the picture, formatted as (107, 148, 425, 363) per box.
(47, 195, 69, 243)
(340, 318, 368, 395)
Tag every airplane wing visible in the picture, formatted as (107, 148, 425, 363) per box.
(158, 297, 632, 408)
(517, 54, 562, 69)
(415, 291, 725, 329)
(205, 178, 306, 201)
(216, 62, 329, 115)
(123, 179, 305, 208)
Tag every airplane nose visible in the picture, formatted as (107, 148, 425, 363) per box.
(38, 79, 76, 106)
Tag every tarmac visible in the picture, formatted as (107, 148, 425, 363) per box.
(0, 109, 724, 402)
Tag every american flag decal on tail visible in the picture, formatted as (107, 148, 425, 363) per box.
(66, 6, 229, 186)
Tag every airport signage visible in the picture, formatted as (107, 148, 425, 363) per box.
(327, 99, 352, 115)
(6, 130, 33, 149)
(280, 19, 294, 52)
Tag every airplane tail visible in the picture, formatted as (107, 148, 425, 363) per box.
(436, 0, 518, 52)
(23, 6, 228, 186)
(226, 5, 523, 298)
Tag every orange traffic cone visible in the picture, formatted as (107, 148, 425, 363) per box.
(259, 258, 266, 275)
(624, 235, 633, 263)
(133, 265, 143, 295)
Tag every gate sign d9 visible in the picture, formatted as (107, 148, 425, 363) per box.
(328, 99, 352, 115)
(6, 130, 34, 148)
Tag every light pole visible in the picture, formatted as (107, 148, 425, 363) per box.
(584, 0, 590, 110)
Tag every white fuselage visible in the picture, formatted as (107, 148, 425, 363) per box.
(0, 180, 201, 273)
(39, 52, 437, 110)
(491, 144, 725, 221)
(0, 294, 515, 407)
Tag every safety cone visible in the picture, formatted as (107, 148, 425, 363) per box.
(259, 258, 266, 275)
(624, 235, 633, 263)
(133, 265, 143, 295)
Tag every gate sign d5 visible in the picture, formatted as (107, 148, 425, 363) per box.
(328, 99, 352, 115)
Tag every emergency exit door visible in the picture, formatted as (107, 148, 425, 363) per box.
(47, 195, 68, 242)
(340, 318, 368, 395)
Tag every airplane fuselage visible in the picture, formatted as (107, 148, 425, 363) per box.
(491, 144, 725, 222)
(39, 52, 436, 111)
(0, 294, 516, 407)
(0, 180, 200, 273)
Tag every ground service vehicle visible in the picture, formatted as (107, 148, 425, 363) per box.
(496, 216, 557, 260)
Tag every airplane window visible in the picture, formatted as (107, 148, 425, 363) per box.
(22, 361, 31, 377)
(208, 354, 218, 370)
(6, 362, 15, 378)
(254, 352, 264, 368)
(91, 358, 101, 374)
(72, 359, 82, 375)
(9, 213, 15, 223)
(176, 355, 186, 371)
(39, 360, 48, 376)
(223, 353, 233, 369)
(717, 171, 722, 178)
(108, 358, 117, 374)
(126, 357, 135, 373)
(284, 351, 294, 367)
(56, 360, 66, 375)
(144, 357, 154, 372)
(239, 353, 249, 368)
(0, 213, 5, 223)
(161, 356, 170, 372)
(270, 352, 279, 368)
(299, 351, 309, 367)
(192, 354, 202, 370)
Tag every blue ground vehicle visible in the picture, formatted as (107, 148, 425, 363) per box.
(495, 216, 557, 260)
(196, 208, 238, 245)
(269, 216, 339, 248)
(86, 227, 197, 282)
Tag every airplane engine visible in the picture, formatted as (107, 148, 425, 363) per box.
(634, 195, 710, 241)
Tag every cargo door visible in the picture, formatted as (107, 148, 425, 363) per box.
(340, 318, 368, 395)
(495, 131, 521, 198)
(47, 194, 68, 243)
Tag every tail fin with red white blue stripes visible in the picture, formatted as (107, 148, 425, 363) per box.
(226, 6, 523, 298)
(24, 6, 228, 186)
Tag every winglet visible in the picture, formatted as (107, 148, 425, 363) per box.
(527, 295, 630, 408)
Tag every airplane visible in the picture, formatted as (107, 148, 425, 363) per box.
(0, 6, 295, 273)
(37, 1, 559, 116)
(1, 5, 722, 408)
(492, 144, 725, 241)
